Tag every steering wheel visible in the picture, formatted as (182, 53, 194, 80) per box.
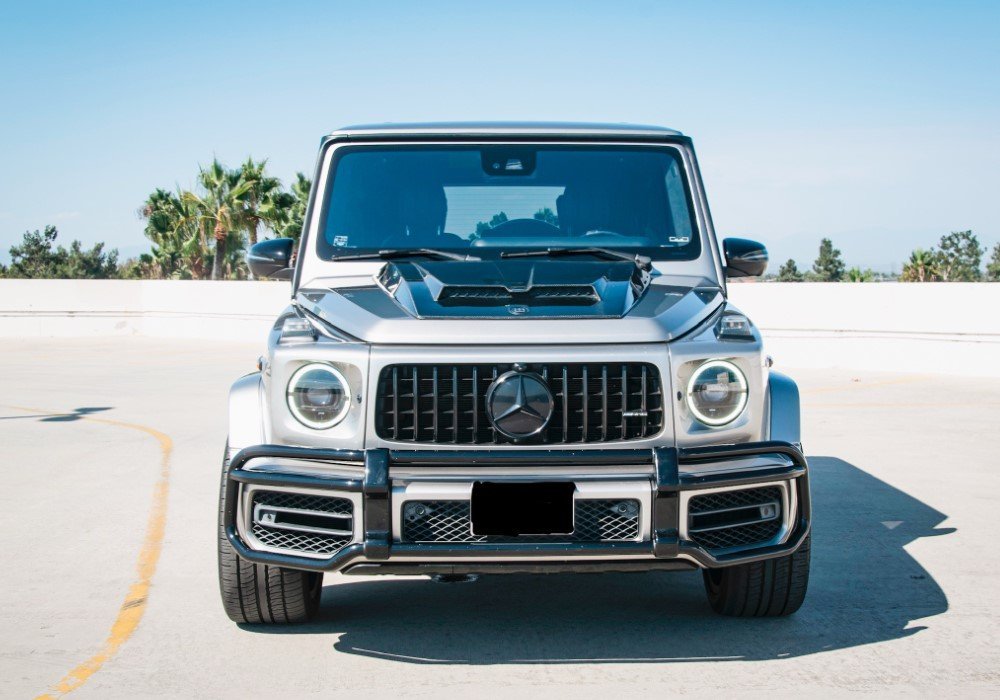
(486, 218, 562, 237)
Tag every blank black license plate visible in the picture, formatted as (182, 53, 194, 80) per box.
(471, 481, 575, 536)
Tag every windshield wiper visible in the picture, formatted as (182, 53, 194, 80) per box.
(332, 248, 480, 262)
(500, 247, 652, 270)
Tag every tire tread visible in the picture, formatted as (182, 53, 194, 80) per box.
(217, 446, 321, 624)
(703, 534, 811, 617)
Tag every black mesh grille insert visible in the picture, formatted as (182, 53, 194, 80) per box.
(376, 363, 663, 444)
(687, 486, 783, 551)
(248, 490, 353, 556)
(401, 499, 641, 543)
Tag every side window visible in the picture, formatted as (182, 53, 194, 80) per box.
(664, 160, 694, 245)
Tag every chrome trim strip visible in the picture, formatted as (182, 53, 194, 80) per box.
(252, 503, 353, 537)
(389, 465, 655, 480)
(687, 500, 780, 533)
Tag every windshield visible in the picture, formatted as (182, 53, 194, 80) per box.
(317, 145, 700, 260)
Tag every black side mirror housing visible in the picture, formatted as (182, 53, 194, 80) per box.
(723, 238, 768, 278)
(248, 238, 295, 279)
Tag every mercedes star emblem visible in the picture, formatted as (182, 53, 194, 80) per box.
(485, 370, 554, 440)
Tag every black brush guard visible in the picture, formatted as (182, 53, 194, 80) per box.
(223, 441, 811, 573)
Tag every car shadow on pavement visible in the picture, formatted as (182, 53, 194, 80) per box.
(246, 456, 953, 664)
(0, 406, 112, 422)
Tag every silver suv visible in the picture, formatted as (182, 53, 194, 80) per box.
(218, 123, 811, 623)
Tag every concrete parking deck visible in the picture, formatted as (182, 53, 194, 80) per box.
(1, 338, 997, 697)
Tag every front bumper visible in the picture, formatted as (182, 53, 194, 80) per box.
(223, 441, 811, 574)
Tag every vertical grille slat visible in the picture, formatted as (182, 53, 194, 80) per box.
(561, 365, 569, 442)
(640, 365, 649, 436)
(491, 366, 499, 445)
(391, 367, 399, 440)
(451, 366, 459, 443)
(600, 364, 608, 441)
(377, 362, 662, 445)
(431, 366, 439, 442)
(412, 366, 420, 438)
(471, 365, 479, 442)
(620, 365, 628, 440)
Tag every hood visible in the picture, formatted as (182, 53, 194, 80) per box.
(376, 260, 649, 319)
(296, 259, 724, 345)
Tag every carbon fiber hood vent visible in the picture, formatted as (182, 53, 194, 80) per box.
(376, 260, 650, 319)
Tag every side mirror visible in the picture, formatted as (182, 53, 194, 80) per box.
(248, 238, 295, 279)
(723, 238, 768, 278)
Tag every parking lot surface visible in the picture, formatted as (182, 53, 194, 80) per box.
(1, 337, 998, 698)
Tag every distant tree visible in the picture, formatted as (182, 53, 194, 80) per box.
(933, 230, 982, 281)
(845, 266, 874, 282)
(533, 207, 559, 226)
(900, 248, 938, 282)
(811, 238, 845, 281)
(4, 225, 119, 278)
(776, 258, 804, 282)
(4, 226, 60, 278)
(475, 211, 509, 237)
(987, 243, 1000, 282)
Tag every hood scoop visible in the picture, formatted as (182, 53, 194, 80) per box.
(438, 284, 600, 307)
(377, 259, 651, 319)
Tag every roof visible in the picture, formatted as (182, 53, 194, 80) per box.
(328, 121, 684, 140)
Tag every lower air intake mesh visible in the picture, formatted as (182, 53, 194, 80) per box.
(687, 486, 784, 551)
(248, 490, 353, 556)
(401, 499, 640, 543)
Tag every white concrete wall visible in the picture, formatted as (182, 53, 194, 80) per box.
(0, 280, 290, 341)
(726, 283, 1000, 376)
(2, 279, 998, 375)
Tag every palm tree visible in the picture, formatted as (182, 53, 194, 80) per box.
(265, 172, 311, 241)
(180, 160, 251, 280)
(139, 188, 206, 278)
(845, 267, 873, 282)
(901, 248, 937, 283)
(237, 157, 285, 247)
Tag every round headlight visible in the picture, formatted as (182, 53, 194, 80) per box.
(287, 363, 351, 429)
(686, 359, 748, 426)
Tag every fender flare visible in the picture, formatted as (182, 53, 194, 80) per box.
(767, 371, 801, 447)
(228, 372, 268, 458)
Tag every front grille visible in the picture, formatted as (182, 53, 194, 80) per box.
(376, 362, 663, 444)
(687, 486, 783, 551)
(248, 490, 354, 556)
(401, 499, 641, 543)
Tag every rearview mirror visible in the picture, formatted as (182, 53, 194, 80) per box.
(248, 238, 295, 279)
(723, 238, 768, 278)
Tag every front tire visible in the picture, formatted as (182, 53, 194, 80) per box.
(217, 446, 323, 624)
(703, 535, 811, 617)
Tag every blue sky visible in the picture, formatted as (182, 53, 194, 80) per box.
(1, 0, 998, 271)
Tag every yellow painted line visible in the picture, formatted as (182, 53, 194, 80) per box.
(1, 405, 172, 699)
